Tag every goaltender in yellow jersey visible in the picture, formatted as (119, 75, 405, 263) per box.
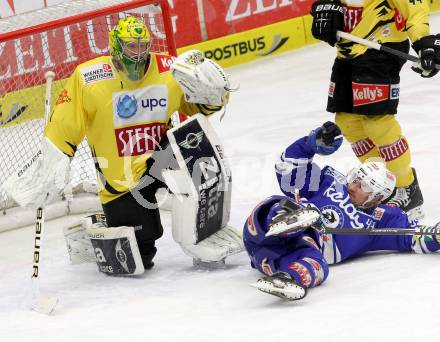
(45, 52, 220, 204)
(4, 16, 236, 273)
(337, 0, 430, 58)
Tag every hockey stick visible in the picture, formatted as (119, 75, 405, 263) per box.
(30, 71, 58, 315)
(321, 226, 440, 236)
(336, 31, 440, 70)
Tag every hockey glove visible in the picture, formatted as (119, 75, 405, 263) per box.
(310, 0, 344, 47)
(411, 34, 440, 78)
(307, 121, 343, 155)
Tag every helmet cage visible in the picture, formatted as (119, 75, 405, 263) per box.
(118, 37, 151, 62)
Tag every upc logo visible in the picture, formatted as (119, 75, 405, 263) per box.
(141, 98, 167, 110)
(116, 94, 138, 118)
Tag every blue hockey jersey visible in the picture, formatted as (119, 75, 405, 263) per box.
(243, 137, 439, 288)
(274, 136, 416, 264)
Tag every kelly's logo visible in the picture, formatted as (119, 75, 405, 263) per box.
(352, 83, 389, 106)
(156, 54, 177, 73)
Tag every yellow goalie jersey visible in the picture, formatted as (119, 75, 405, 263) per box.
(337, 0, 430, 59)
(45, 53, 221, 204)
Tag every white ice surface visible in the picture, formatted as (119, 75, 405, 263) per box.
(2, 15, 440, 342)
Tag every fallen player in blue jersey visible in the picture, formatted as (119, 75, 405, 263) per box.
(244, 122, 440, 301)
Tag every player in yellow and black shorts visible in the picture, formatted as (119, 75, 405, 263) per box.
(310, 0, 440, 219)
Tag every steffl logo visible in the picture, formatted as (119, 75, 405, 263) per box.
(343, 6, 363, 32)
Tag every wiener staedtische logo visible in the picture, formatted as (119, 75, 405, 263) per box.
(203, 34, 289, 61)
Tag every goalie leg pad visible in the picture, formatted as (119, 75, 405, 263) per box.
(64, 222, 96, 264)
(63, 213, 108, 264)
(178, 223, 244, 263)
(87, 225, 145, 276)
(169, 194, 244, 262)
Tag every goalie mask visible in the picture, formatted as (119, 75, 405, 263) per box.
(346, 162, 396, 208)
(109, 17, 151, 81)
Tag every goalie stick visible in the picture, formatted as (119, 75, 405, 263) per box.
(336, 31, 440, 70)
(30, 71, 58, 315)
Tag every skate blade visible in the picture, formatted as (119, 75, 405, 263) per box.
(31, 296, 58, 315)
(250, 281, 306, 301)
(266, 211, 320, 237)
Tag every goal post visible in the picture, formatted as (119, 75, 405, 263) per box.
(0, 0, 177, 232)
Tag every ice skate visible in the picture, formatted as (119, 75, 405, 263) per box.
(386, 168, 424, 220)
(250, 272, 307, 301)
(266, 200, 321, 237)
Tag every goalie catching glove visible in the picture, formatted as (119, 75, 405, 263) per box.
(171, 50, 235, 106)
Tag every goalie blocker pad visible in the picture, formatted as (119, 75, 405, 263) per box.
(163, 114, 232, 247)
(87, 225, 144, 276)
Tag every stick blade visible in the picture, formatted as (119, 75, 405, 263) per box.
(31, 296, 58, 315)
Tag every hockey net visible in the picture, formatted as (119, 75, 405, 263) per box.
(0, 0, 176, 231)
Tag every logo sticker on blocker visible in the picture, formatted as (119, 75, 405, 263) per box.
(178, 132, 204, 149)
